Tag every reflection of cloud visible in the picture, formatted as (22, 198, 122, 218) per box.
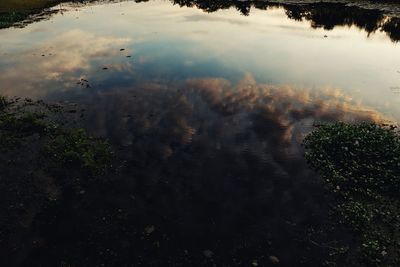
(174, 0, 400, 42)
(81, 74, 389, 156)
(75, 74, 389, 181)
(0, 30, 131, 98)
(185, 75, 388, 164)
(184, 14, 249, 25)
(22, 75, 393, 266)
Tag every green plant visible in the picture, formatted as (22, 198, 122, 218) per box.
(44, 128, 112, 175)
(304, 122, 400, 266)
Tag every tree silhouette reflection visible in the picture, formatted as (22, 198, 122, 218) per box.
(172, 0, 400, 41)
(2, 0, 399, 42)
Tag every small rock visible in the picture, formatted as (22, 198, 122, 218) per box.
(269, 255, 280, 264)
(120, 48, 125, 51)
(324, 35, 328, 38)
(145, 225, 155, 234)
(203, 250, 213, 258)
(251, 259, 258, 266)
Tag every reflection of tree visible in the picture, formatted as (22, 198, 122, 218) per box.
(282, 3, 400, 42)
(2, 0, 400, 42)
(284, 3, 383, 32)
(382, 17, 400, 41)
(173, 0, 400, 42)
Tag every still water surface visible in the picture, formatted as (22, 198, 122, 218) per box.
(1, 1, 400, 266)
(0, 0, 399, 121)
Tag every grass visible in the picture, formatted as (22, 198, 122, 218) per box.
(304, 122, 400, 266)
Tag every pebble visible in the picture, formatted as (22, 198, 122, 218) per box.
(203, 250, 213, 258)
(145, 225, 155, 234)
(269, 255, 280, 264)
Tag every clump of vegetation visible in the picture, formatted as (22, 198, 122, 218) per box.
(304, 122, 400, 266)
(44, 128, 112, 177)
(0, 96, 112, 174)
(0, 109, 47, 149)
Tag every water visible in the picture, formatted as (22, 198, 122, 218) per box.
(0, 1, 399, 120)
(0, 1, 399, 266)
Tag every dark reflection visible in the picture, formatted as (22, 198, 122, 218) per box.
(0, 9, 59, 29)
(0, 0, 126, 29)
(2, 0, 399, 42)
(13, 76, 387, 266)
(172, 0, 400, 42)
(382, 16, 400, 41)
(283, 3, 383, 32)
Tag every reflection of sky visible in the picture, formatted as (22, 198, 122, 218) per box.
(1, 3, 399, 263)
(3, 74, 389, 266)
(0, 0, 399, 119)
(79, 75, 388, 145)
(48, 76, 386, 266)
